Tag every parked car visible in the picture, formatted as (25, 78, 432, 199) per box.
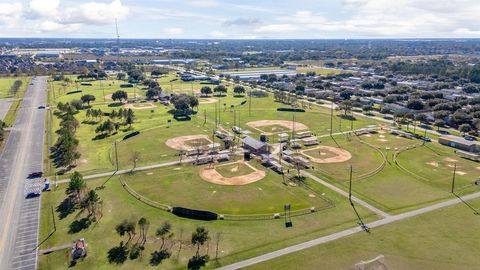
(28, 171, 43, 178)
(25, 191, 40, 199)
(464, 135, 476, 141)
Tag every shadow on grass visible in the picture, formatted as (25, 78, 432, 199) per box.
(453, 193, 480, 215)
(150, 249, 171, 266)
(107, 242, 128, 264)
(188, 255, 209, 270)
(56, 196, 76, 219)
(69, 218, 92, 234)
(108, 102, 124, 107)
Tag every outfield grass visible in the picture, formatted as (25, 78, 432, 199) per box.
(123, 161, 330, 215)
(396, 142, 480, 191)
(38, 175, 378, 270)
(308, 132, 480, 214)
(247, 198, 480, 270)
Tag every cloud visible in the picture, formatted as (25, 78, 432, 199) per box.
(61, 0, 129, 25)
(185, 0, 221, 8)
(209, 31, 227, 38)
(163, 27, 185, 35)
(223, 17, 261, 27)
(255, 1, 480, 38)
(0, 3, 23, 18)
(28, 0, 60, 18)
(22, 0, 130, 33)
(255, 24, 298, 34)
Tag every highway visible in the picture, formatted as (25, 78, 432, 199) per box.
(0, 76, 47, 270)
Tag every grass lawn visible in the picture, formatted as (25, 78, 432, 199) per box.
(246, 198, 480, 270)
(396, 142, 480, 191)
(0, 77, 29, 98)
(1, 76, 31, 126)
(123, 161, 331, 215)
(308, 135, 385, 182)
(307, 132, 480, 214)
(38, 175, 379, 270)
(296, 67, 344, 75)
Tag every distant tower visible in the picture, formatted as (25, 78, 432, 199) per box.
(115, 18, 120, 63)
(115, 18, 120, 48)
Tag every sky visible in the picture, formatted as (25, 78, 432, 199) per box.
(0, 0, 480, 39)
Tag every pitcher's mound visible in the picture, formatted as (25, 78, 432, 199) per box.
(199, 161, 266, 186)
(301, 146, 352, 163)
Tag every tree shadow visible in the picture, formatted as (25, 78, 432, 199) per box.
(81, 120, 99, 125)
(108, 102, 124, 107)
(150, 249, 171, 266)
(92, 133, 110, 141)
(68, 218, 92, 234)
(107, 242, 128, 264)
(188, 255, 209, 270)
(56, 196, 76, 219)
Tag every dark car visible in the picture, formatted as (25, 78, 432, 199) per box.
(25, 192, 41, 199)
(28, 172, 43, 178)
(38, 105, 45, 109)
(464, 135, 476, 141)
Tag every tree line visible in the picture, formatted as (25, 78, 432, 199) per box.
(51, 102, 81, 169)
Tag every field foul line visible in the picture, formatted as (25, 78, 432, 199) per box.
(217, 191, 480, 270)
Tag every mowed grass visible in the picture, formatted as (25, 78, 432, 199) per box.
(215, 162, 256, 178)
(246, 198, 480, 270)
(38, 176, 379, 270)
(48, 73, 381, 177)
(397, 142, 480, 191)
(308, 135, 384, 182)
(123, 161, 330, 215)
(296, 67, 344, 75)
(307, 133, 477, 213)
(0, 77, 29, 98)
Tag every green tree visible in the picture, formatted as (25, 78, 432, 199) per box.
(459, 123, 472, 135)
(66, 171, 86, 203)
(233, 86, 246, 96)
(191, 226, 209, 256)
(125, 109, 135, 128)
(138, 217, 150, 246)
(213, 85, 227, 96)
(81, 94, 96, 106)
(200, 86, 212, 96)
(82, 190, 101, 220)
(112, 90, 128, 102)
(156, 222, 173, 249)
(115, 219, 136, 244)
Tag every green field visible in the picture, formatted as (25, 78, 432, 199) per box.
(123, 161, 331, 215)
(38, 175, 378, 269)
(0, 77, 28, 98)
(307, 131, 480, 214)
(247, 198, 480, 270)
(47, 72, 380, 177)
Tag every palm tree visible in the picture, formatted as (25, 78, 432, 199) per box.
(191, 227, 209, 256)
(156, 222, 172, 249)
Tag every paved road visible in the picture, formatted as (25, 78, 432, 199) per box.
(217, 191, 480, 270)
(0, 98, 12, 121)
(301, 171, 390, 218)
(0, 76, 47, 270)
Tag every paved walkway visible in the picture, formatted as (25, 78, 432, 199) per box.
(216, 191, 480, 270)
(0, 98, 12, 121)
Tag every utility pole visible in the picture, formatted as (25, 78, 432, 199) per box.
(330, 101, 334, 136)
(451, 163, 457, 193)
(349, 165, 353, 205)
(114, 141, 119, 171)
(249, 87, 252, 116)
(101, 81, 105, 102)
